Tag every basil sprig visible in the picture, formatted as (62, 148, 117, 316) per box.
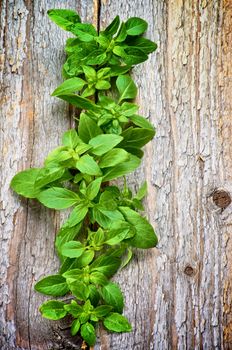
(10, 9, 158, 348)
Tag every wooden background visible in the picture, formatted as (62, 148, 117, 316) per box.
(1, 0, 232, 349)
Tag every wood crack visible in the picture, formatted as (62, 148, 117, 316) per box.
(166, 0, 178, 347)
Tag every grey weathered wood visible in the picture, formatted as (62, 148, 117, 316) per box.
(97, 1, 232, 349)
(1, 0, 232, 349)
(0, 1, 97, 349)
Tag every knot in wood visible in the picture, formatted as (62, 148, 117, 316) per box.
(184, 265, 195, 277)
(213, 189, 231, 209)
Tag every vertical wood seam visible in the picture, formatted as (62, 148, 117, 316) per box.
(166, 0, 177, 347)
(194, 1, 204, 349)
(21, 0, 33, 347)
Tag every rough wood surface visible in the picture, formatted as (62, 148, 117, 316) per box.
(1, 0, 232, 349)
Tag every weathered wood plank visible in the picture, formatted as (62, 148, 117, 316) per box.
(1, 0, 232, 349)
(0, 1, 98, 349)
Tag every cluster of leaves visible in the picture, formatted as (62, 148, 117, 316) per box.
(48, 9, 157, 78)
(10, 9, 158, 347)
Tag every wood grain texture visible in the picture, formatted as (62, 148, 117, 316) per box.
(1, 0, 232, 349)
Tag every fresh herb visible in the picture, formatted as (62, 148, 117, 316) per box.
(10, 9, 158, 347)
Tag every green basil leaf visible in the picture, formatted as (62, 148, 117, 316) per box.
(121, 247, 133, 269)
(89, 271, 108, 286)
(72, 23, 97, 42)
(34, 167, 65, 189)
(63, 55, 83, 78)
(65, 204, 88, 227)
(37, 187, 80, 209)
(64, 300, 84, 317)
(92, 206, 124, 229)
(69, 281, 89, 300)
(81, 322, 96, 346)
(97, 67, 111, 79)
(47, 9, 81, 32)
(64, 37, 82, 52)
(74, 250, 95, 268)
(79, 312, 89, 324)
(71, 319, 81, 335)
(62, 268, 82, 280)
(75, 143, 92, 155)
(34, 275, 69, 296)
(105, 223, 132, 245)
(102, 155, 141, 181)
(61, 241, 85, 258)
(116, 75, 137, 102)
(109, 56, 121, 66)
(113, 45, 126, 58)
(88, 285, 100, 306)
(98, 95, 116, 108)
(96, 33, 110, 48)
(109, 64, 131, 77)
(99, 191, 118, 210)
(86, 177, 102, 200)
(103, 186, 121, 198)
(52, 78, 86, 96)
(119, 127, 155, 149)
(123, 147, 144, 158)
(81, 86, 96, 98)
(115, 22, 127, 42)
(11, 168, 41, 198)
(85, 49, 107, 65)
(94, 305, 112, 318)
(130, 114, 154, 130)
(103, 248, 126, 261)
(90, 254, 121, 278)
(57, 94, 97, 111)
(55, 223, 82, 255)
(99, 148, 129, 168)
(104, 15, 120, 35)
(39, 300, 67, 320)
(119, 206, 158, 248)
(44, 146, 71, 167)
(91, 207, 108, 228)
(135, 181, 147, 200)
(83, 65, 97, 80)
(78, 113, 102, 143)
(119, 102, 138, 116)
(83, 300, 92, 313)
(107, 211, 130, 225)
(127, 37, 157, 54)
(125, 17, 148, 36)
(62, 129, 80, 148)
(95, 80, 111, 90)
(103, 313, 132, 332)
(132, 198, 144, 210)
(91, 229, 105, 247)
(76, 154, 102, 175)
(59, 257, 76, 274)
(92, 228, 107, 246)
(123, 47, 148, 65)
(89, 134, 123, 156)
(101, 282, 124, 313)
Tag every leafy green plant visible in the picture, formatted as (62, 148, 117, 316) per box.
(10, 9, 158, 348)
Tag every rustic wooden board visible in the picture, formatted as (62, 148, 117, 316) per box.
(1, 0, 232, 349)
